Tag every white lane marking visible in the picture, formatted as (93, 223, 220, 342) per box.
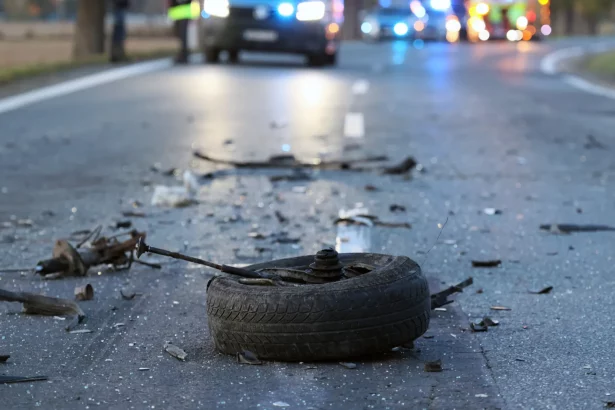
(343, 112, 364, 138)
(351, 79, 370, 95)
(563, 75, 615, 100)
(540, 43, 615, 100)
(0, 58, 171, 115)
(539, 46, 583, 75)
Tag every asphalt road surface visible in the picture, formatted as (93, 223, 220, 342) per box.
(2, 38, 615, 410)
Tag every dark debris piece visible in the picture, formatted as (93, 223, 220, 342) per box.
(0, 375, 48, 384)
(584, 134, 607, 150)
(364, 185, 379, 191)
(237, 350, 262, 365)
(605, 402, 615, 408)
(120, 288, 136, 300)
(0, 355, 9, 363)
(540, 224, 615, 234)
(424, 360, 442, 373)
(389, 204, 406, 213)
(269, 170, 313, 182)
(482, 317, 499, 327)
(275, 211, 289, 224)
(470, 320, 488, 332)
(529, 286, 553, 295)
(471, 260, 502, 268)
(115, 220, 132, 229)
(382, 157, 417, 175)
(431, 277, 473, 309)
(122, 211, 146, 218)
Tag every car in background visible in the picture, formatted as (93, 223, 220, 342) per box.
(411, 0, 462, 42)
(360, 5, 418, 41)
(201, 0, 344, 67)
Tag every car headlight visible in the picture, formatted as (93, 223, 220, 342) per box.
(203, 0, 229, 18)
(296, 1, 326, 21)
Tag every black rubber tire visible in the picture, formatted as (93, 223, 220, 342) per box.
(206, 253, 430, 361)
(204, 47, 220, 63)
(228, 50, 239, 64)
(307, 54, 326, 67)
(325, 52, 337, 66)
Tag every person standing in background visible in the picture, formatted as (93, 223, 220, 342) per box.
(110, 0, 130, 63)
(167, 0, 198, 64)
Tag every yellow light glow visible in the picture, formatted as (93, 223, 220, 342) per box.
(446, 31, 459, 43)
(414, 21, 425, 32)
(328, 23, 339, 34)
(538, 0, 549, 5)
(517, 16, 528, 30)
(476, 3, 489, 15)
(522, 30, 532, 41)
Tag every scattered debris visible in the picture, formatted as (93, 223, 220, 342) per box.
(339, 362, 357, 369)
(604, 401, 615, 408)
(272, 402, 290, 408)
(335, 207, 411, 229)
(35, 230, 147, 279)
(74, 284, 94, 301)
(0, 288, 84, 318)
(471, 260, 502, 268)
(529, 286, 553, 295)
(151, 171, 199, 208)
(476, 288, 484, 294)
(475, 394, 489, 398)
(237, 350, 262, 365)
(69, 329, 93, 334)
(382, 157, 417, 175)
(585, 134, 607, 150)
(122, 211, 146, 218)
(389, 204, 406, 213)
(120, 288, 136, 300)
(114, 220, 132, 229)
(424, 360, 443, 372)
(0, 355, 9, 363)
(275, 210, 289, 224)
(431, 277, 473, 309)
(113, 323, 125, 328)
(364, 184, 379, 191)
(471, 317, 499, 332)
(0, 375, 48, 384)
(470, 320, 488, 332)
(164, 342, 188, 361)
(483, 208, 502, 216)
(269, 170, 312, 182)
(482, 317, 499, 327)
(193, 150, 389, 171)
(138, 368, 150, 371)
(490, 306, 511, 311)
(540, 224, 615, 234)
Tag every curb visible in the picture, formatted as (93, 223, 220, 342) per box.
(540, 43, 615, 100)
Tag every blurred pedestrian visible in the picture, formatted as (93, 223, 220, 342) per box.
(110, 0, 130, 63)
(167, 0, 198, 64)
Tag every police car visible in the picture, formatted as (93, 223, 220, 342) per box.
(201, 0, 344, 66)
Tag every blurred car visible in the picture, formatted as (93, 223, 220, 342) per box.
(360, 6, 418, 41)
(201, 0, 344, 66)
(411, 0, 461, 42)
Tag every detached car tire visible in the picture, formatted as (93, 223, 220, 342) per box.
(206, 253, 430, 361)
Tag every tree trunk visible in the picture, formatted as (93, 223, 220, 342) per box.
(564, 6, 575, 35)
(73, 0, 107, 58)
(587, 14, 599, 35)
